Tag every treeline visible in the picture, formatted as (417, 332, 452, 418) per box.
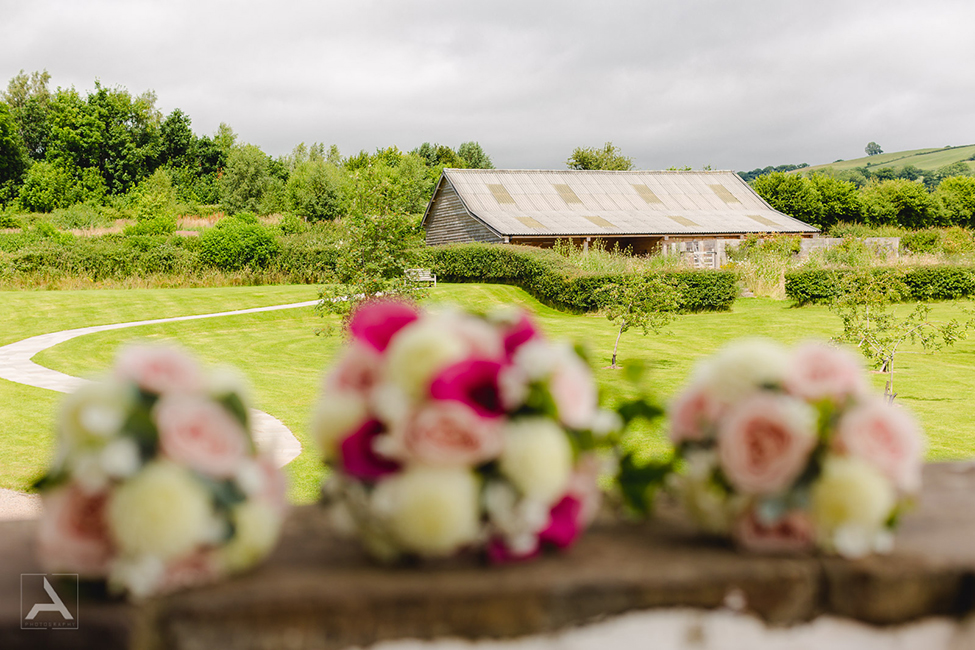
(737, 163, 809, 183)
(0, 70, 493, 226)
(749, 171, 975, 231)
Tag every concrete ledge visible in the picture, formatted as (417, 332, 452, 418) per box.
(3, 463, 975, 649)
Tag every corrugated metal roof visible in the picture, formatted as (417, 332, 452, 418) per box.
(425, 169, 819, 237)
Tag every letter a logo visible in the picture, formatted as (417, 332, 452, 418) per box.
(25, 577, 73, 621)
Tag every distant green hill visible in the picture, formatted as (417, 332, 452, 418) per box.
(802, 144, 975, 175)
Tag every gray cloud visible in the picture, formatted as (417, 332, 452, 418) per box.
(2, 0, 973, 170)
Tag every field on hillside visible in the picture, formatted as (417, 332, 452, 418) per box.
(2, 284, 974, 503)
(801, 144, 975, 175)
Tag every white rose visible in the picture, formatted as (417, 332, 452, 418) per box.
(484, 480, 549, 554)
(812, 456, 896, 557)
(499, 418, 573, 505)
(59, 380, 132, 448)
(311, 392, 369, 459)
(100, 438, 142, 479)
(512, 340, 558, 381)
(384, 320, 469, 397)
(107, 461, 216, 560)
(371, 466, 481, 556)
(109, 555, 165, 599)
(220, 501, 283, 572)
(695, 338, 790, 404)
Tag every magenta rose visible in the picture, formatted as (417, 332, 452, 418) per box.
(348, 300, 419, 353)
(538, 494, 584, 549)
(835, 397, 923, 492)
(340, 419, 401, 480)
(155, 394, 248, 478)
(38, 484, 114, 577)
(502, 313, 540, 360)
(718, 394, 816, 495)
(669, 384, 722, 444)
(486, 536, 540, 564)
(400, 401, 503, 466)
(786, 342, 867, 402)
(429, 358, 506, 419)
(733, 509, 815, 554)
(114, 345, 205, 395)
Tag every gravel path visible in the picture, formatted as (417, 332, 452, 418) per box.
(0, 300, 319, 520)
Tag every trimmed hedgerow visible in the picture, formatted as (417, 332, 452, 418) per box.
(427, 243, 738, 313)
(785, 266, 975, 305)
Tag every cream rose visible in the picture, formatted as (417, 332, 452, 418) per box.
(310, 391, 369, 459)
(107, 461, 216, 560)
(696, 339, 791, 405)
(220, 501, 283, 572)
(155, 394, 248, 478)
(499, 418, 573, 505)
(835, 397, 923, 493)
(398, 401, 503, 466)
(58, 380, 132, 448)
(371, 467, 481, 556)
(385, 320, 469, 397)
(718, 394, 816, 495)
(812, 456, 896, 558)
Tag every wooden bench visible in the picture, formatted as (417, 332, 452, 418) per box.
(405, 268, 437, 286)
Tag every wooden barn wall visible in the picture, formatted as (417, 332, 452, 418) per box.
(425, 184, 503, 246)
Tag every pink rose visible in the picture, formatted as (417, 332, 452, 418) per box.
(340, 419, 401, 480)
(38, 484, 114, 577)
(565, 453, 603, 529)
(786, 342, 867, 402)
(348, 300, 419, 353)
(669, 384, 722, 444)
(835, 398, 923, 492)
(255, 454, 290, 514)
(430, 358, 506, 419)
(401, 401, 503, 466)
(157, 550, 220, 594)
(114, 345, 205, 395)
(549, 355, 597, 430)
(718, 394, 816, 495)
(155, 394, 248, 478)
(326, 342, 383, 395)
(733, 509, 815, 554)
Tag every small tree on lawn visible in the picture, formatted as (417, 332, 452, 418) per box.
(831, 270, 973, 402)
(597, 274, 679, 369)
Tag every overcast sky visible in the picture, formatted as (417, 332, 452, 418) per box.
(2, 0, 973, 171)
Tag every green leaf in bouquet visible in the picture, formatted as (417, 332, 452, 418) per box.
(616, 398, 664, 425)
(31, 469, 68, 492)
(197, 474, 248, 514)
(616, 452, 674, 516)
(122, 406, 160, 461)
(218, 392, 254, 449)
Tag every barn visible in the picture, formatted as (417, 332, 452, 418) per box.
(421, 169, 819, 265)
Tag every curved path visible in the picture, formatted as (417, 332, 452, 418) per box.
(0, 300, 319, 519)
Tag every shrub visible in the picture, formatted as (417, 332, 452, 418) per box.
(199, 219, 279, 271)
(428, 243, 737, 313)
(124, 215, 178, 236)
(902, 230, 940, 254)
(786, 266, 975, 305)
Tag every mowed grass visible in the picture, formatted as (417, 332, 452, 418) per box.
(3, 283, 974, 503)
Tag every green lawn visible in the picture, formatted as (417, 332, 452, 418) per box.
(3, 284, 974, 503)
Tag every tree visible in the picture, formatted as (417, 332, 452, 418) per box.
(284, 158, 347, 221)
(596, 274, 678, 369)
(566, 142, 634, 171)
(220, 144, 272, 214)
(860, 179, 942, 228)
(832, 270, 973, 401)
(808, 173, 863, 227)
(2, 69, 51, 160)
(0, 103, 29, 198)
(937, 176, 975, 227)
(457, 141, 493, 169)
(865, 142, 883, 156)
(750, 172, 823, 225)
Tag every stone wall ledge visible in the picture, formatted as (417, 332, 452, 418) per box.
(3, 462, 975, 650)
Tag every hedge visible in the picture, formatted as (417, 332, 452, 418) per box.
(785, 266, 975, 305)
(426, 243, 738, 313)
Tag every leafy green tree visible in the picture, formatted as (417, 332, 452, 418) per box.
(808, 173, 862, 227)
(750, 172, 823, 225)
(566, 141, 634, 171)
(0, 103, 29, 200)
(284, 158, 347, 221)
(860, 179, 942, 228)
(457, 141, 493, 169)
(898, 165, 922, 181)
(2, 69, 51, 160)
(865, 142, 883, 156)
(220, 144, 272, 214)
(937, 176, 975, 227)
(160, 108, 194, 167)
(596, 274, 678, 368)
(18, 160, 105, 212)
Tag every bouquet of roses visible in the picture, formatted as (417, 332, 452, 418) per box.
(313, 300, 618, 563)
(35, 345, 288, 598)
(666, 338, 923, 558)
